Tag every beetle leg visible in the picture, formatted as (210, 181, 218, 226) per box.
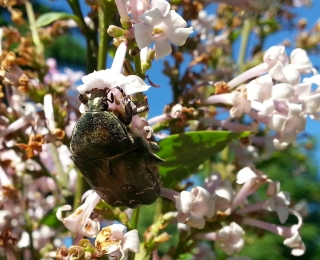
(78, 93, 89, 104)
(106, 91, 115, 104)
(116, 96, 134, 125)
(132, 97, 149, 115)
(114, 86, 126, 97)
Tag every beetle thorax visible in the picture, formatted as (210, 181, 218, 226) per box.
(87, 97, 108, 112)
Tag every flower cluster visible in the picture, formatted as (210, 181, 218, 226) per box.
(161, 166, 305, 256)
(198, 46, 318, 149)
(0, 0, 318, 260)
(115, 0, 193, 59)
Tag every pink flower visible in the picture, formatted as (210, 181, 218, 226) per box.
(283, 225, 306, 256)
(242, 210, 305, 256)
(174, 186, 215, 229)
(216, 222, 245, 255)
(232, 167, 269, 210)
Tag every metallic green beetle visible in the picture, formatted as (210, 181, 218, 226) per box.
(70, 88, 163, 208)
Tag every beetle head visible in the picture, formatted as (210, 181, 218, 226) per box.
(80, 89, 110, 112)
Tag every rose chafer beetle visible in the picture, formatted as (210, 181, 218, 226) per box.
(70, 88, 163, 208)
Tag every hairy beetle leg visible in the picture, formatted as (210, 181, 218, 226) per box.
(132, 97, 149, 115)
(119, 96, 149, 125)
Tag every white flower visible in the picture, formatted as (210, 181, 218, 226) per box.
(236, 167, 268, 186)
(230, 92, 251, 117)
(44, 94, 55, 132)
(56, 191, 101, 238)
(283, 225, 306, 256)
(263, 46, 316, 85)
(95, 224, 140, 260)
(216, 222, 245, 255)
(214, 181, 234, 215)
(191, 10, 216, 39)
(17, 226, 55, 249)
(170, 104, 183, 118)
(205, 173, 234, 215)
(0, 166, 12, 189)
(271, 83, 294, 100)
(174, 186, 215, 229)
(133, 7, 193, 59)
(127, 0, 171, 21)
(77, 42, 151, 98)
(264, 191, 291, 224)
(77, 70, 150, 96)
(245, 74, 273, 102)
(290, 48, 316, 74)
(232, 167, 269, 210)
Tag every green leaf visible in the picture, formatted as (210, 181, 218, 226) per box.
(36, 12, 80, 28)
(229, 29, 241, 42)
(157, 131, 250, 187)
(39, 206, 63, 228)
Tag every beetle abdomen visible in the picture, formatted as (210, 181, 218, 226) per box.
(72, 145, 161, 208)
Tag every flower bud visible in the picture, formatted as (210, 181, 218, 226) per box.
(107, 25, 125, 37)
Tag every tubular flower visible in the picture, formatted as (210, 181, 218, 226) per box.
(133, 7, 193, 59)
(264, 191, 291, 224)
(174, 186, 215, 229)
(76, 42, 151, 114)
(216, 222, 245, 255)
(56, 191, 101, 238)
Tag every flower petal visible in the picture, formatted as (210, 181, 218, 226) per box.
(168, 27, 193, 46)
(154, 38, 172, 59)
(166, 10, 187, 28)
(123, 75, 151, 95)
(110, 224, 126, 240)
(175, 191, 195, 214)
(272, 83, 294, 100)
(276, 205, 289, 224)
(122, 230, 140, 253)
(139, 8, 163, 25)
(236, 167, 257, 184)
(290, 48, 315, 74)
(185, 212, 206, 229)
(268, 114, 287, 132)
(149, 0, 170, 17)
(133, 23, 153, 49)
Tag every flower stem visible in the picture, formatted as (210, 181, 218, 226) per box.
(73, 168, 84, 210)
(237, 18, 254, 72)
(128, 206, 141, 260)
(134, 54, 143, 78)
(97, 4, 111, 70)
(130, 206, 140, 230)
(25, 0, 44, 55)
(67, 0, 98, 73)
